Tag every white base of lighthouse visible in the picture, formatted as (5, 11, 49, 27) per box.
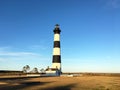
(52, 63, 61, 70)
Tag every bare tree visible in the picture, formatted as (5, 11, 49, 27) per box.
(22, 65, 30, 73)
(32, 67, 38, 73)
(40, 68, 45, 74)
(22, 66, 26, 73)
(30, 67, 38, 73)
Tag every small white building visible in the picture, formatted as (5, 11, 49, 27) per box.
(45, 68, 61, 76)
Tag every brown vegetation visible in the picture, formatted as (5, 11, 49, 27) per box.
(0, 76, 120, 90)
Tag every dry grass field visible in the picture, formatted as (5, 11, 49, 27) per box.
(0, 76, 120, 90)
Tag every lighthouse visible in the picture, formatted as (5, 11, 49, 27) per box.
(52, 24, 61, 72)
(45, 24, 62, 76)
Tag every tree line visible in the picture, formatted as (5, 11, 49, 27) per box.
(22, 65, 45, 74)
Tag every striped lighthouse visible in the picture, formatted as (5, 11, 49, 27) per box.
(52, 24, 61, 72)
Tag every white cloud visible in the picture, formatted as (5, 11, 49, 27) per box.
(0, 46, 42, 57)
(0, 46, 11, 51)
(0, 58, 8, 61)
(29, 45, 48, 50)
(0, 46, 51, 70)
(0, 46, 48, 62)
(0, 52, 39, 57)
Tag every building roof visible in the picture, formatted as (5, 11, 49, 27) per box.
(45, 68, 59, 71)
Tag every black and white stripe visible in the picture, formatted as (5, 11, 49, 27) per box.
(52, 24, 61, 71)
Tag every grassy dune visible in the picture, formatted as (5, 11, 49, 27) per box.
(0, 76, 120, 90)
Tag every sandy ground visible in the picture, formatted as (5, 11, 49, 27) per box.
(0, 76, 120, 90)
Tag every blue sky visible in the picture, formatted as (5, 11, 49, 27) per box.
(0, 0, 120, 73)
